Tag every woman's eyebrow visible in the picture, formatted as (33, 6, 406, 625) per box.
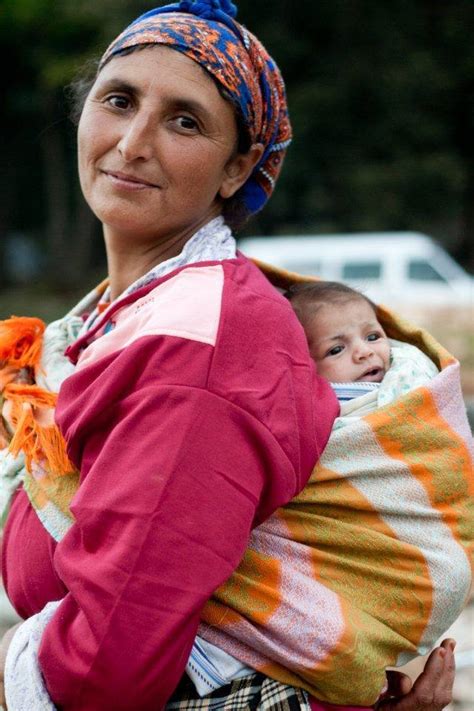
(95, 78, 139, 95)
(168, 97, 213, 121)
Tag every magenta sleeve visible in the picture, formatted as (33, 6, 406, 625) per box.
(38, 379, 300, 710)
(35, 258, 338, 710)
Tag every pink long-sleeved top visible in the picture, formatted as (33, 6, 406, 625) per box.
(3, 256, 340, 710)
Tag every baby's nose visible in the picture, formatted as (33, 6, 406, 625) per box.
(354, 341, 374, 359)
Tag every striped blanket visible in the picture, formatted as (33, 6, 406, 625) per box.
(197, 268, 474, 707)
(0, 269, 473, 707)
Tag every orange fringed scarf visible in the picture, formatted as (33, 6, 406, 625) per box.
(0, 316, 45, 369)
(0, 317, 74, 476)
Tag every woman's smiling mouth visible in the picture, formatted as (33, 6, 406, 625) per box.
(102, 170, 160, 190)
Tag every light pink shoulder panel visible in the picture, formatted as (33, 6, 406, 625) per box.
(76, 265, 224, 371)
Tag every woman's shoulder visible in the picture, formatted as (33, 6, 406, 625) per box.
(220, 255, 303, 336)
(225, 253, 291, 301)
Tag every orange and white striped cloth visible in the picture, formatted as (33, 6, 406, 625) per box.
(198, 296, 474, 707)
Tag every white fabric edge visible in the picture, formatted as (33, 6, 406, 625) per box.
(4, 601, 60, 711)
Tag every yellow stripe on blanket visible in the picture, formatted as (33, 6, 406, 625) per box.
(374, 386, 474, 554)
(202, 374, 473, 703)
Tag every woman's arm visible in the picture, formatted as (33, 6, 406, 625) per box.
(36, 384, 299, 710)
(2, 262, 336, 710)
(31, 274, 329, 711)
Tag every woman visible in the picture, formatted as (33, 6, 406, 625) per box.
(0, 1, 456, 709)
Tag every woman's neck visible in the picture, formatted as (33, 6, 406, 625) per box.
(103, 223, 204, 301)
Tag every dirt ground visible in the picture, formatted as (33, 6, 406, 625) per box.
(393, 304, 474, 398)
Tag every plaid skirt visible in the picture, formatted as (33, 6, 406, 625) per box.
(165, 672, 312, 710)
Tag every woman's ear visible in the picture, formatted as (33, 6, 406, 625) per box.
(219, 143, 264, 199)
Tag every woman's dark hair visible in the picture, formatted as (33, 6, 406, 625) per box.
(67, 45, 253, 230)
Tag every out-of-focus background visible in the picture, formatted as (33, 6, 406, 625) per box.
(0, 0, 472, 708)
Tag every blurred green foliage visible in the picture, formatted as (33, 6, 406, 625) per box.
(1, 0, 473, 293)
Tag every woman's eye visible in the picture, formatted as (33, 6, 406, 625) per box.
(327, 345, 343, 357)
(105, 95, 131, 110)
(174, 115, 199, 132)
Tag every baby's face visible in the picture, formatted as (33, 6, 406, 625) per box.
(304, 299, 391, 383)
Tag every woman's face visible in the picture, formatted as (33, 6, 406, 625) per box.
(78, 45, 257, 244)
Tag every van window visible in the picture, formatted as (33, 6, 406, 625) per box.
(408, 260, 447, 283)
(342, 262, 382, 279)
(284, 261, 321, 276)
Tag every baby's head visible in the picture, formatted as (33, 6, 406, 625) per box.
(286, 282, 390, 383)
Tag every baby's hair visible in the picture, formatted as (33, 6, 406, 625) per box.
(285, 281, 376, 325)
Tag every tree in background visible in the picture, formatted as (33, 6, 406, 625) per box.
(1, 0, 473, 290)
(245, 0, 474, 271)
(0, 0, 151, 287)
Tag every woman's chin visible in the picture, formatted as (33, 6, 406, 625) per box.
(91, 203, 157, 239)
(101, 219, 159, 244)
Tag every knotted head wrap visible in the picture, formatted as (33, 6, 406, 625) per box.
(99, 0, 292, 217)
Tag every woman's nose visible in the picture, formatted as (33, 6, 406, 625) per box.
(117, 114, 155, 162)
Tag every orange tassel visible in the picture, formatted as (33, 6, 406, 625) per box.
(5, 383, 74, 475)
(7, 400, 38, 471)
(0, 365, 27, 390)
(37, 423, 75, 475)
(4, 383, 57, 409)
(0, 317, 45, 369)
(0, 418, 10, 449)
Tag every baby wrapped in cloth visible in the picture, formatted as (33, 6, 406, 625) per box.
(197, 270, 474, 706)
(0, 269, 472, 707)
(332, 338, 440, 425)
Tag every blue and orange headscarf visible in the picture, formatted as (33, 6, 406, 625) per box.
(100, 0, 291, 215)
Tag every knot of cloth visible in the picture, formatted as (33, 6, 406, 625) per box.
(177, 0, 238, 22)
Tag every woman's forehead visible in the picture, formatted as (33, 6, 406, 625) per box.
(99, 45, 215, 91)
(95, 46, 235, 118)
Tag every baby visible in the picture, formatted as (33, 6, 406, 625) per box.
(286, 280, 439, 421)
(191, 280, 471, 706)
(191, 282, 473, 707)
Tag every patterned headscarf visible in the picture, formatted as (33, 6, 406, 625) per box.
(100, 0, 291, 216)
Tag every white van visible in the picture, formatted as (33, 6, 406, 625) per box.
(238, 232, 474, 310)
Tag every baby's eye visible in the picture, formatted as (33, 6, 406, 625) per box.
(105, 95, 131, 110)
(326, 345, 344, 357)
(367, 332, 382, 342)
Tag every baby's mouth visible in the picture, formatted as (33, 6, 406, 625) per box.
(357, 367, 384, 382)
